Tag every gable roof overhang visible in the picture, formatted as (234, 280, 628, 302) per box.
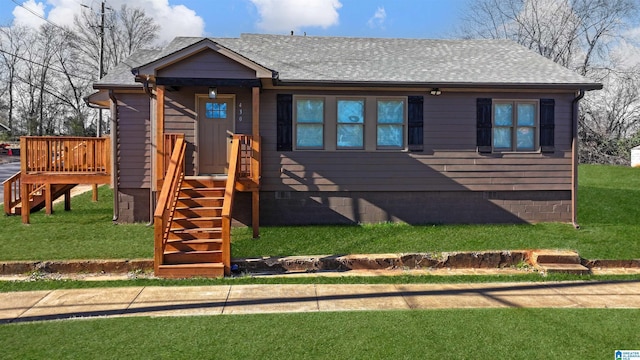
(132, 38, 276, 84)
(269, 79, 603, 92)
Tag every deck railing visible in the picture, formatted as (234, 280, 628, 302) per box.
(153, 135, 186, 273)
(21, 136, 110, 174)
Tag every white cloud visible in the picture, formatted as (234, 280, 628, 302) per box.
(367, 6, 386, 29)
(251, 0, 342, 33)
(12, 0, 47, 28)
(8, 0, 204, 45)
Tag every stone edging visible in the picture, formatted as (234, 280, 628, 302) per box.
(0, 259, 153, 275)
(1, 252, 638, 276)
(235, 251, 528, 273)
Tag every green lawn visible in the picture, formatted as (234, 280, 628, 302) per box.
(0, 164, 638, 261)
(1, 309, 638, 359)
(0, 186, 153, 260)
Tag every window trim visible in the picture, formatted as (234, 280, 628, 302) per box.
(376, 97, 407, 150)
(492, 99, 539, 152)
(336, 97, 366, 150)
(293, 96, 325, 150)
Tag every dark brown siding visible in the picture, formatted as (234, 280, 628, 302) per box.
(260, 90, 574, 193)
(116, 93, 151, 189)
(114, 93, 152, 223)
(252, 89, 576, 224)
(157, 49, 256, 79)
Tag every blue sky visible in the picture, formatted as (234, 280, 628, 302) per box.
(2, 0, 470, 43)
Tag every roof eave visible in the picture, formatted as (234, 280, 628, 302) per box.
(93, 83, 143, 90)
(274, 79, 603, 91)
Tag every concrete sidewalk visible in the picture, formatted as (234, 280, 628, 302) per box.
(2, 280, 640, 324)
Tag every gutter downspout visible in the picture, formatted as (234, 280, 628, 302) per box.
(144, 76, 155, 226)
(571, 89, 585, 229)
(108, 90, 120, 223)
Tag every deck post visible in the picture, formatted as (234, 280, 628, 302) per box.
(92, 184, 98, 202)
(21, 183, 29, 224)
(251, 86, 260, 238)
(45, 183, 53, 215)
(65, 189, 71, 211)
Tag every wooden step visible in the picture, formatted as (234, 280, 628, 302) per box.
(156, 263, 225, 278)
(171, 217, 222, 229)
(168, 227, 223, 240)
(176, 197, 224, 208)
(164, 250, 223, 264)
(165, 238, 223, 252)
(175, 206, 223, 218)
(179, 188, 225, 198)
(182, 178, 227, 189)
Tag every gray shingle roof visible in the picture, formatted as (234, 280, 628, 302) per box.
(96, 49, 162, 87)
(96, 34, 601, 89)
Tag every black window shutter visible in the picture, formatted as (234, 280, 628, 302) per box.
(539, 99, 555, 153)
(408, 96, 424, 151)
(476, 98, 492, 153)
(276, 94, 293, 151)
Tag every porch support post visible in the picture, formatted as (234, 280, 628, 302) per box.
(64, 189, 71, 211)
(20, 137, 29, 224)
(21, 183, 29, 224)
(155, 85, 165, 188)
(251, 86, 260, 238)
(45, 183, 52, 215)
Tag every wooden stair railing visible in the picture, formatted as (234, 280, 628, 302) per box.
(154, 135, 186, 275)
(2, 171, 21, 215)
(220, 135, 244, 275)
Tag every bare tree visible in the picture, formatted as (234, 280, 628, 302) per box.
(72, 4, 159, 77)
(460, 0, 640, 164)
(0, 25, 29, 137)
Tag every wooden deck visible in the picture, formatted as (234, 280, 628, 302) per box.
(2, 136, 111, 223)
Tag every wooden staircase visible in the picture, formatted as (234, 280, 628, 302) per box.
(12, 184, 77, 215)
(156, 177, 227, 278)
(154, 133, 258, 278)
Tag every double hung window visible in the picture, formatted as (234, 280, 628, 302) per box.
(337, 99, 365, 149)
(493, 101, 537, 151)
(377, 100, 405, 149)
(295, 98, 324, 149)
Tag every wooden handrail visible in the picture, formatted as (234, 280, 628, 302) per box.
(2, 171, 21, 215)
(153, 135, 186, 274)
(221, 135, 243, 275)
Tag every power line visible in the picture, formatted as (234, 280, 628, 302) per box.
(0, 48, 96, 82)
(9, 0, 72, 34)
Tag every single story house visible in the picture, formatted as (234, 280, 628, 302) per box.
(89, 33, 602, 228)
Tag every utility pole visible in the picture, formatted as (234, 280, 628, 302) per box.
(97, 0, 105, 137)
(83, 1, 108, 137)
